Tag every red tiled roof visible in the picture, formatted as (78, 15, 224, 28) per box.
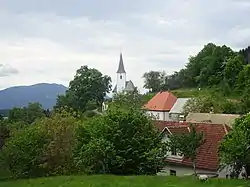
(155, 121, 230, 171)
(143, 91, 177, 111)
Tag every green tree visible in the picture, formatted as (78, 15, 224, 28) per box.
(219, 114, 250, 178)
(8, 103, 45, 124)
(142, 71, 166, 92)
(55, 65, 112, 112)
(224, 55, 244, 90)
(110, 89, 144, 110)
(185, 43, 235, 87)
(0, 121, 10, 150)
(168, 124, 204, 175)
(237, 65, 250, 93)
(0, 112, 79, 178)
(0, 124, 48, 178)
(74, 107, 166, 175)
(183, 93, 239, 115)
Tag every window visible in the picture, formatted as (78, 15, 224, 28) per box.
(170, 170, 176, 176)
(171, 147, 177, 156)
(120, 75, 122, 79)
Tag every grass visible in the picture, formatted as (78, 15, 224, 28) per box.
(0, 175, 249, 187)
(171, 88, 241, 100)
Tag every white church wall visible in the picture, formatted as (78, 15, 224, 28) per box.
(116, 73, 126, 93)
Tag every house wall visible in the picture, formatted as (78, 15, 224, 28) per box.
(162, 165, 217, 177)
(146, 110, 172, 121)
(169, 113, 185, 122)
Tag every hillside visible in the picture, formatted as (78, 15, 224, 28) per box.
(0, 83, 67, 109)
(0, 175, 247, 187)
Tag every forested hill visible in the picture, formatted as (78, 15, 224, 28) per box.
(143, 43, 250, 96)
(0, 83, 67, 109)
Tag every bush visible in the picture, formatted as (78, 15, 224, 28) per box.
(0, 121, 10, 150)
(0, 113, 78, 178)
(0, 125, 48, 178)
(74, 107, 166, 175)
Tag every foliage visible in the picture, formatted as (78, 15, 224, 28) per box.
(219, 114, 250, 178)
(8, 103, 45, 124)
(239, 45, 250, 65)
(0, 175, 247, 187)
(223, 55, 244, 91)
(237, 65, 250, 93)
(142, 71, 166, 92)
(0, 125, 48, 178)
(239, 88, 250, 114)
(74, 108, 166, 175)
(55, 65, 112, 112)
(109, 89, 144, 110)
(168, 124, 204, 174)
(0, 109, 9, 118)
(0, 121, 10, 150)
(145, 43, 249, 100)
(182, 92, 241, 115)
(0, 113, 79, 178)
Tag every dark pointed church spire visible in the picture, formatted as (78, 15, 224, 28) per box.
(116, 53, 126, 73)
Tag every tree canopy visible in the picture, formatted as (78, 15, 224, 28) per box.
(74, 107, 166, 175)
(8, 103, 45, 124)
(219, 114, 250, 178)
(55, 65, 112, 112)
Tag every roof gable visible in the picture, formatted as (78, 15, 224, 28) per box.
(144, 91, 177, 111)
(154, 121, 230, 171)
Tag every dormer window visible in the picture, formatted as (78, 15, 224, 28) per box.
(120, 75, 122, 79)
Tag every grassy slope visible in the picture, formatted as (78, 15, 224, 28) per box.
(0, 175, 249, 187)
(171, 88, 240, 100)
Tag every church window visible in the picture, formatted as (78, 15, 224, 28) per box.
(120, 75, 122, 79)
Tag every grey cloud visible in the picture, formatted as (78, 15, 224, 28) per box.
(0, 0, 250, 89)
(0, 64, 19, 77)
(0, 0, 162, 19)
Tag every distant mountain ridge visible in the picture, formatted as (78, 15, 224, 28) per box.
(0, 83, 67, 109)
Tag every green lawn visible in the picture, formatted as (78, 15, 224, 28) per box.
(0, 175, 249, 187)
(171, 88, 240, 100)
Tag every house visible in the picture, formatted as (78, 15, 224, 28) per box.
(186, 113, 240, 127)
(112, 53, 136, 93)
(143, 91, 177, 121)
(169, 98, 190, 121)
(155, 121, 231, 178)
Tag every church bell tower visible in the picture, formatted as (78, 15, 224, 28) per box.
(116, 53, 126, 93)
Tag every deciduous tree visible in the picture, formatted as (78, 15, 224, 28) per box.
(8, 103, 45, 124)
(74, 107, 166, 175)
(219, 114, 250, 178)
(142, 71, 166, 93)
(168, 124, 204, 175)
(55, 66, 112, 112)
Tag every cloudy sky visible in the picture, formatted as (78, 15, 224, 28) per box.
(0, 0, 250, 92)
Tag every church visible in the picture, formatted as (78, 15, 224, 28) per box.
(112, 53, 135, 93)
(102, 53, 135, 111)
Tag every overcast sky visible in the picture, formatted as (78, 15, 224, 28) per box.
(0, 0, 250, 92)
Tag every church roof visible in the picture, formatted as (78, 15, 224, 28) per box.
(116, 53, 126, 73)
(112, 80, 135, 93)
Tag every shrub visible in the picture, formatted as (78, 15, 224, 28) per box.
(74, 107, 166, 175)
(0, 113, 78, 178)
(0, 125, 48, 178)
